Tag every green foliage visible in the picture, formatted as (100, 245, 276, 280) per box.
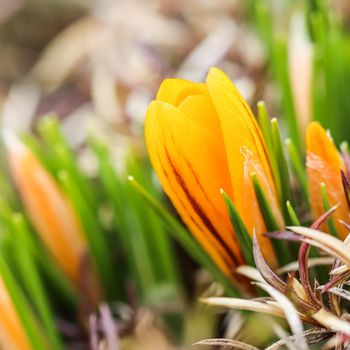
(128, 176, 239, 297)
(11, 214, 63, 350)
(221, 190, 254, 266)
(0, 117, 188, 347)
(310, 7, 350, 145)
(252, 0, 301, 151)
(251, 0, 350, 146)
(0, 254, 48, 350)
(251, 172, 291, 265)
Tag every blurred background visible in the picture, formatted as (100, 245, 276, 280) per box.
(1, 0, 349, 148)
(0, 0, 348, 142)
(1, 0, 350, 349)
(0, 0, 289, 142)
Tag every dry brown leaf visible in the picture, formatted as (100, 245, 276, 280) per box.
(288, 226, 350, 267)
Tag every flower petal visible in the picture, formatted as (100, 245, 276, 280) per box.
(0, 277, 31, 350)
(206, 67, 282, 265)
(145, 100, 244, 276)
(306, 122, 348, 238)
(178, 94, 223, 140)
(5, 134, 87, 284)
(156, 78, 207, 106)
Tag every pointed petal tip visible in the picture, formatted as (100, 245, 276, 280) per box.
(306, 121, 329, 145)
(145, 99, 158, 112)
(145, 100, 162, 130)
(308, 121, 321, 128)
(208, 66, 221, 75)
(206, 66, 227, 83)
(146, 100, 174, 115)
(145, 101, 176, 140)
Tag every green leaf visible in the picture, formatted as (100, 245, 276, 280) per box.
(91, 140, 139, 294)
(271, 118, 293, 222)
(251, 173, 279, 232)
(310, 8, 350, 145)
(272, 36, 301, 152)
(125, 151, 181, 292)
(257, 101, 281, 198)
(0, 202, 77, 307)
(37, 117, 95, 207)
(286, 201, 300, 226)
(221, 190, 254, 266)
(58, 170, 119, 300)
(251, 172, 290, 265)
(286, 201, 302, 258)
(0, 255, 48, 350)
(92, 140, 181, 301)
(285, 138, 309, 200)
(128, 176, 239, 297)
(11, 213, 63, 350)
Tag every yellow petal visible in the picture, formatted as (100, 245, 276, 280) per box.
(5, 134, 87, 284)
(156, 78, 207, 106)
(306, 122, 348, 238)
(206, 67, 282, 266)
(0, 277, 31, 350)
(178, 94, 223, 139)
(145, 100, 244, 278)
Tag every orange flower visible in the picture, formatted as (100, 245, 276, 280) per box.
(145, 67, 283, 277)
(5, 133, 87, 284)
(306, 122, 349, 238)
(0, 276, 31, 350)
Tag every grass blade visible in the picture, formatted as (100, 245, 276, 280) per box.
(251, 172, 290, 264)
(221, 190, 254, 266)
(128, 176, 239, 297)
(11, 213, 63, 350)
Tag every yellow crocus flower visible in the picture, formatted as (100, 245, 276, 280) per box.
(145, 67, 283, 278)
(5, 133, 87, 285)
(306, 122, 349, 238)
(0, 276, 31, 350)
